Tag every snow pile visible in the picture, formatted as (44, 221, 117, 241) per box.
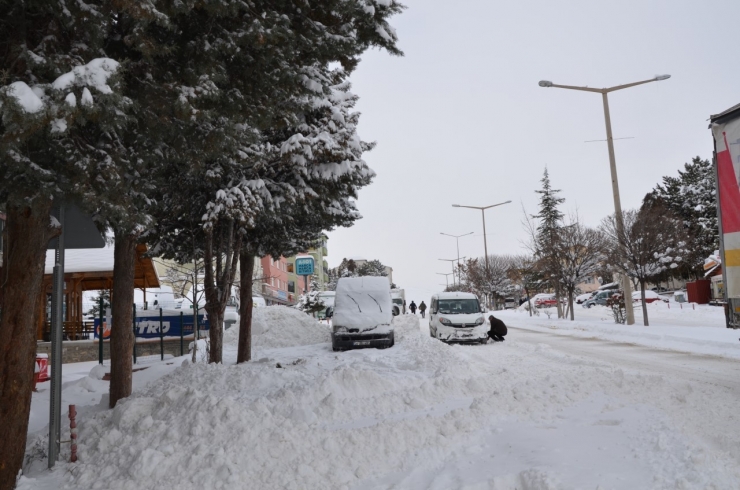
(391, 313, 421, 341)
(223, 306, 330, 348)
(51, 58, 120, 94)
(6, 82, 44, 113)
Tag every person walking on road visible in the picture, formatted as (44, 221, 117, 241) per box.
(418, 301, 427, 318)
(487, 314, 507, 342)
(409, 301, 417, 315)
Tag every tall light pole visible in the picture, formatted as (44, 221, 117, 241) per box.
(452, 201, 512, 271)
(439, 258, 464, 286)
(436, 272, 453, 288)
(440, 232, 473, 284)
(538, 74, 670, 325)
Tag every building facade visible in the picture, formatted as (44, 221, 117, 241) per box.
(286, 235, 329, 295)
(260, 256, 293, 305)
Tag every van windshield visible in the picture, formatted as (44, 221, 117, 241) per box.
(437, 299, 479, 314)
(392, 298, 403, 305)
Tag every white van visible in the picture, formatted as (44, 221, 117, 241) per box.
(331, 276, 394, 351)
(429, 292, 488, 344)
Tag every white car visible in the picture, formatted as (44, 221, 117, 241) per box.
(576, 292, 595, 304)
(331, 277, 394, 351)
(632, 290, 663, 303)
(429, 292, 488, 344)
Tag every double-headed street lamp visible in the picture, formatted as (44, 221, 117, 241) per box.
(439, 258, 465, 285)
(538, 74, 671, 325)
(436, 272, 453, 287)
(452, 201, 512, 271)
(440, 232, 473, 283)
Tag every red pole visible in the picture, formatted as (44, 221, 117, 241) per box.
(69, 405, 77, 463)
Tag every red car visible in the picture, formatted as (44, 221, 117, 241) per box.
(533, 294, 558, 308)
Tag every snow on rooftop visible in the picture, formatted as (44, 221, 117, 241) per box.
(44, 245, 115, 274)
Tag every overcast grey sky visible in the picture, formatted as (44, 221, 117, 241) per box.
(326, 0, 740, 298)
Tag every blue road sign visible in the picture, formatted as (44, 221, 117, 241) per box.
(295, 256, 315, 276)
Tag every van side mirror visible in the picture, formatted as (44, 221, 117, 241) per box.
(325, 307, 333, 318)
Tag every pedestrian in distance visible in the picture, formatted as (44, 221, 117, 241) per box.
(409, 301, 417, 315)
(418, 301, 427, 318)
(487, 314, 507, 342)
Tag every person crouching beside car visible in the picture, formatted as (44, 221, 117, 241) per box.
(488, 315, 507, 342)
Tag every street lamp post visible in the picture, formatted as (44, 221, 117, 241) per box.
(439, 258, 464, 286)
(440, 232, 473, 284)
(436, 272, 453, 288)
(452, 202, 512, 270)
(538, 74, 670, 326)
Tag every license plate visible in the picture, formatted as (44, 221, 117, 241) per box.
(353, 341, 371, 346)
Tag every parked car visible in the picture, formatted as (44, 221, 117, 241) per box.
(576, 292, 595, 304)
(331, 277, 394, 351)
(503, 297, 517, 309)
(632, 290, 663, 303)
(429, 292, 488, 344)
(532, 293, 557, 308)
(583, 290, 618, 308)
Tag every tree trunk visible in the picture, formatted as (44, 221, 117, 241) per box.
(525, 288, 532, 316)
(237, 251, 255, 364)
(641, 280, 649, 327)
(555, 285, 563, 318)
(0, 200, 58, 490)
(109, 232, 138, 408)
(568, 291, 574, 321)
(203, 230, 225, 364)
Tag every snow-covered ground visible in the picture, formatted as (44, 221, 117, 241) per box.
(20, 305, 740, 489)
(501, 301, 740, 360)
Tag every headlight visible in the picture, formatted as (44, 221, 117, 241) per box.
(474, 317, 484, 326)
(439, 317, 452, 326)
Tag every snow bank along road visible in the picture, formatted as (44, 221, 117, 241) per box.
(20, 306, 740, 489)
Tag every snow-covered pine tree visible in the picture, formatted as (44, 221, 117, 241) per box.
(149, 0, 403, 364)
(356, 259, 389, 277)
(651, 157, 717, 276)
(87, 290, 112, 318)
(0, 1, 138, 481)
(296, 276, 326, 316)
(530, 168, 566, 317)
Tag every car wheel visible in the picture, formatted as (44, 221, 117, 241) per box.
(586, 303, 593, 309)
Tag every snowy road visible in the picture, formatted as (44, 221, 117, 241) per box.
(508, 327, 740, 392)
(20, 307, 740, 489)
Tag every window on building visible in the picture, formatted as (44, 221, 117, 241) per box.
(288, 281, 295, 293)
(287, 262, 294, 273)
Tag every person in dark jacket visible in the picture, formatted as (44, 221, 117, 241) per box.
(409, 301, 417, 315)
(418, 301, 427, 318)
(488, 314, 507, 342)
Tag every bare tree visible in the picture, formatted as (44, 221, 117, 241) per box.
(509, 255, 544, 316)
(556, 215, 607, 320)
(458, 255, 516, 309)
(156, 259, 207, 362)
(601, 202, 688, 326)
